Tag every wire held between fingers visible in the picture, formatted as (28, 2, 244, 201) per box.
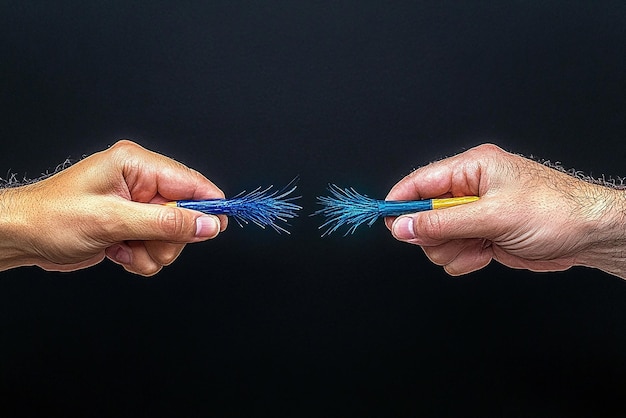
(167, 177, 302, 234)
(314, 184, 478, 236)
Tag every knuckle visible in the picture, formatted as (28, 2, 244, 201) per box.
(417, 211, 446, 241)
(134, 264, 162, 277)
(110, 139, 139, 153)
(158, 207, 189, 238)
(109, 140, 146, 173)
(423, 247, 450, 266)
(156, 253, 176, 266)
(154, 246, 183, 266)
(109, 141, 135, 163)
(443, 264, 463, 276)
(125, 257, 162, 277)
(474, 143, 504, 156)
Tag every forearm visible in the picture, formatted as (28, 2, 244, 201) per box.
(573, 186, 626, 279)
(0, 186, 34, 271)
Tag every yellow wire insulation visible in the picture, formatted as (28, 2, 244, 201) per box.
(431, 196, 479, 209)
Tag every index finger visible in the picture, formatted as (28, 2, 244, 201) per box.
(109, 141, 224, 201)
(385, 149, 483, 202)
(109, 140, 228, 230)
(383, 145, 493, 231)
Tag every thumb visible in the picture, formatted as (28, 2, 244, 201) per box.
(108, 200, 221, 243)
(391, 201, 492, 246)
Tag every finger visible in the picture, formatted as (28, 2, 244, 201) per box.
(144, 241, 185, 266)
(105, 242, 132, 266)
(384, 144, 510, 231)
(386, 160, 460, 202)
(106, 140, 229, 231)
(125, 240, 162, 276)
(103, 199, 222, 243)
(385, 145, 495, 202)
(385, 153, 481, 230)
(443, 239, 493, 276)
(422, 238, 484, 266)
(390, 200, 495, 246)
(110, 140, 226, 201)
(216, 214, 228, 232)
(106, 241, 163, 276)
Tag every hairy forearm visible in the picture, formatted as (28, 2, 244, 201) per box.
(573, 186, 626, 278)
(0, 186, 34, 270)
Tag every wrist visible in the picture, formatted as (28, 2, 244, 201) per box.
(574, 186, 626, 279)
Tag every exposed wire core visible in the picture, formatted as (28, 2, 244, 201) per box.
(172, 178, 301, 234)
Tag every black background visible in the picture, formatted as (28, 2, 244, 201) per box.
(1, 1, 625, 417)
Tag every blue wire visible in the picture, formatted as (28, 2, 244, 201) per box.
(176, 178, 301, 234)
(314, 184, 432, 236)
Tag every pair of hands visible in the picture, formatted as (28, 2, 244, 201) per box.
(1, 141, 624, 278)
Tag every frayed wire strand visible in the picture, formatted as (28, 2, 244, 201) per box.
(172, 178, 301, 234)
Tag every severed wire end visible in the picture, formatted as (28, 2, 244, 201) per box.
(174, 177, 302, 234)
(313, 184, 381, 237)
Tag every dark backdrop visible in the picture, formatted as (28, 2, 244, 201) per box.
(1, 1, 625, 417)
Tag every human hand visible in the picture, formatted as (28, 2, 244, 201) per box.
(0, 140, 227, 276)
(385, 144, 626, 278)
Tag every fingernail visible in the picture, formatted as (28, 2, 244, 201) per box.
(195, 215, 220, 238)
(112, 245, 131, 265)
(393, 216, 416, 241)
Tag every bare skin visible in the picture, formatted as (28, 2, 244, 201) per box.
(0, 140, 227, 276)
(385, 144, 626, 279)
